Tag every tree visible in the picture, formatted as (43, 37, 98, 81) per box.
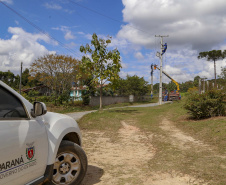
(218, 67, 226, 80)
(179, 80, 193, 92)
(80, 33, 121, 109)
(0, 70, 19, 89)
(125, 75, 149, 96)
(21, 68, 30, 87)
(218, 67, 226, 90)
(153, 82, 168, 94)
(30, 54, 79, 104)
(193, 76, 200, 87)
(167, 81, 177, 92)
(112, 75, 149, 96)
(22, 68, 39, 87)
(198, 50, 226, 87)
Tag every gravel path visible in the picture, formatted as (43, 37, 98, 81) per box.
(66, 102, 171, 121)
(66, 110, 97, 121)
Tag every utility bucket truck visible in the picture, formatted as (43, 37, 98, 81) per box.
(154, 65, 181, 101)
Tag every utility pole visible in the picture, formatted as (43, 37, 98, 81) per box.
(203, 78, 205, 93)
(155, 35, 169, 105)
(207, 81, 209, 91)
(19, 62, 23, 94)
(150, 64, 154, 99)
(199, 78, 201, 94)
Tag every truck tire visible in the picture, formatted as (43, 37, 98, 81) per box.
(50, 140, 87, 185)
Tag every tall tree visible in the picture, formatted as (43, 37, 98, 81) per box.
(30, 54, 80, 104)
(198, 50, 226, 87)
(80, 33, 121, 109)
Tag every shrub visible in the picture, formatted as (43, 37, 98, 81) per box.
(184, 90, 225, 119)
(82, 91, 90, 105)
(37, 96, 51, 102)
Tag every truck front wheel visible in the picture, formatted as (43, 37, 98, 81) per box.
(51, 140, 87, 185)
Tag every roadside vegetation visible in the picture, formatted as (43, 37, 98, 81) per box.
(47, 97, 158, 114)
(79, 98, 226, 184)
(184, 89, 225, 119)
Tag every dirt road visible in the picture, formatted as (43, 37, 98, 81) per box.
(80, 118, 208, 185)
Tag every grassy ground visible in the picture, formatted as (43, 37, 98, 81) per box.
(79, 99, 226, 184)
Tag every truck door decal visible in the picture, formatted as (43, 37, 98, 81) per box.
(26, 142, 35, 160)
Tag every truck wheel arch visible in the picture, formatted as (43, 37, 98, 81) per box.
(62, 132, 81, 146)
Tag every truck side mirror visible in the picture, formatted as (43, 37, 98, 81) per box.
(31, 102, 47, 118)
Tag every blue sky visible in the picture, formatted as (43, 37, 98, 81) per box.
(0, 0, 226, 84)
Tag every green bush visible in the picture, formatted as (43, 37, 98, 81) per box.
(81, 91, 90, 105)
(36, 96, 52, 102)
(184, 90, 225, 119)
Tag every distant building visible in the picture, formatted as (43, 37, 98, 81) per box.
(70, 83, 108, 101)
(22, 85, 52, 96)
(70, 86, 87, 101)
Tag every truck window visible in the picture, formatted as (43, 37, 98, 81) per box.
(0, 86, 28, 119)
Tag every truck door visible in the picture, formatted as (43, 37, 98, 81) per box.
(0, 85, 48, 185)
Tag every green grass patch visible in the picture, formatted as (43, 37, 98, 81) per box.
(79, 99, 226, 184)
(79, 108, 142, 132)
(47, 103, 98, 114)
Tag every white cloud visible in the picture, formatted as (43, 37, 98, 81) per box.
(125, 45, 226, 84)
(52, 26, 75, 40)
(109, 37, 129, 50)
(84, 33, 92, 40)
(43, 3, 62, 10)
(77, 32, 85, 35)
(119, 0, 226, 51)
(65, 42, 77, 48)
(134, 52, 144, 60)
(0, 27, 55, 74)
(121, 62, 128, 69)
(1, 0, 13, 4)
(156, 47, 226, 83)
(164, 65, 182, 76)
(64, 30, 75, 40)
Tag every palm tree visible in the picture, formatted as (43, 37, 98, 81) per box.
(198, 50, 226, 88)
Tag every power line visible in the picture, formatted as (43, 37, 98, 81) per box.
(0, 1, 78, 56)
(68, 0, 156, 37)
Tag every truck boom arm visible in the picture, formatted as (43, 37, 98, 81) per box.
(154, 65, 180, 91)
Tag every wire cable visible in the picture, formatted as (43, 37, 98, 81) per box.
(0, 1, 79, 56)
(68, 0, 157, 37)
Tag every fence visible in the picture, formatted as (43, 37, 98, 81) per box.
(89, 95, 152, 106)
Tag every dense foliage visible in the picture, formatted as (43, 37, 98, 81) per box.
(112, 75, 149, 96)
(30, 54, 80, 104)
(0, 69, 38, 90)
(81, 90, 90, 105)
(184, 90, 225, 119)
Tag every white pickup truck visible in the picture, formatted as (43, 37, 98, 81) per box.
(0, 80, 87, 185)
